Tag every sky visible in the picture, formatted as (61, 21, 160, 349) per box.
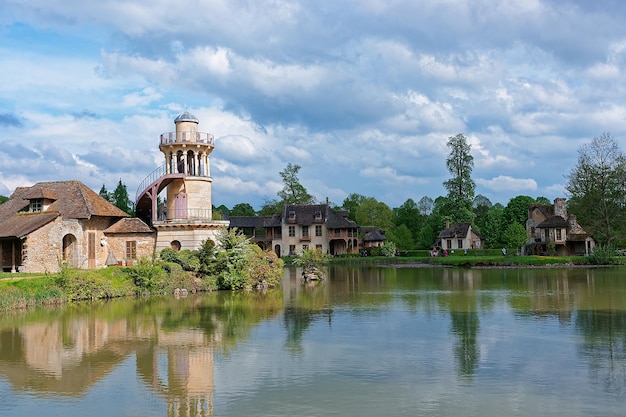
(2, 0, 626, 211)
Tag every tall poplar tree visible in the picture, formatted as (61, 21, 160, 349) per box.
(443, 133, 475, 221)
(277, 163, 315, 205)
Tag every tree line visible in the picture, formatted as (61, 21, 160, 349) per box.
(216, 133, 626, 251)
(2, 133, 624, 250)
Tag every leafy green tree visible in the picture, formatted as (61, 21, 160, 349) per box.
(258, 199, 283, 216)
(477, 203, 505, 248)
(355, 197, 393, 231)
(387, 224, 414, 250)
(342, 193, 367, 222)
(230, 203, 256, 217)
(214, 204, 230, 219)
(443, 133, 475, 218)
(277, 163, 315, 204)
(416, 223, 436, 249)
(393, 198, 423, 242)
(99, 184, 111, 202)
(535, 196, 551, 205)
(0, 195, 8, 204)
(502, 195, 535, 226)
(473, 194, 492, 223)
(417, 196, 434, 216)
(502, 222, 528, 254)
(566, 132, 626, 245)
(111, 179, 134, 215)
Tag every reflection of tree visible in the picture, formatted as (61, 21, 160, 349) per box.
(450, 309, 480, 378)
(576, 310, 626, 396)
(283, 306, 316, 354)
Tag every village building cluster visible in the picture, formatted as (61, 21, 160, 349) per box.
(0, 112, 596, 273)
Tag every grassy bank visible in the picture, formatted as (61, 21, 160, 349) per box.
(0, 262, 216, 311)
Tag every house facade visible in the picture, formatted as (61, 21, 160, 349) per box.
(435, 221, 483, 251)
(0, 181, 156, 273)
(229, 203, 360, 257)
(526, 198, 595, 256)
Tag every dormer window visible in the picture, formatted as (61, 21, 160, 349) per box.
(315, 210, 322, 220)
(289, 211, 296, 220)
(30, 198, 43, 212)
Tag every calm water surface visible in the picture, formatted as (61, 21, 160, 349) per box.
(1, 265, 625, 416)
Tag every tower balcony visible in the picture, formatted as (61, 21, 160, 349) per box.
(159, 131, 214, 146)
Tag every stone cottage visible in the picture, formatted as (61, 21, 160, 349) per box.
(526, 198, 595, 256)
(0, 181, 156, 273)
(435, 221, 483, 251)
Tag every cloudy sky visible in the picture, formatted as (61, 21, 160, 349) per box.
(2, 0, 626, 211)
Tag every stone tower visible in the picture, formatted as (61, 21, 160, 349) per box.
(135, 111, 228, 252)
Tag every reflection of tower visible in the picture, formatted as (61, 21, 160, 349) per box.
(135, 111, 229, 252)
(166, 347, 214, 417)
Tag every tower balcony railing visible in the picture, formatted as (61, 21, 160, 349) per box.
(160, 131, 214, 146)
(154, 208, 215, 224)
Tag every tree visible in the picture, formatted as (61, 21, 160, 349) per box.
(258, 199, 283, 216)
(502, 195, 535, 226)
(230, 203, 256, 217)
(277, 163, 315, 204)
(355, 197, 393, 231)
(477, 203, 505, 248)
(417, 196, 434, 216)
(443, 133, 475, 216)
(111, 179, 134, 215)
(342, 193, 367, 222)
(393, 198, 423, 243)
(502, 222, 528, 254)
(0, 195, 8, 205)
(99, 184, 111, 202)
(566, 132, 626, 245)
(387, 224, 414, 250)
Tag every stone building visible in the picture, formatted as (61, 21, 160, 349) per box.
(526, 198, 596, 255)
(229, 203, 361, 257)
(0, 180, 155, 273)
(435, 221, 483, 251)
(135, 111, 228, 253)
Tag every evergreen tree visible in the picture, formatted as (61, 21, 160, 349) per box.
(99, 184, 111, 202)
(111, 179, 134, 215)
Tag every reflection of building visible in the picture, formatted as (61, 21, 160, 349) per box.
(0, 309, 215, 415)
(135, 112, 228, 253)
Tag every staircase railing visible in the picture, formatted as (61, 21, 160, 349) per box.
(136, 164, 167, 203)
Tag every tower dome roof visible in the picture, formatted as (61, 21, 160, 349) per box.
(174, 111, 199, 123)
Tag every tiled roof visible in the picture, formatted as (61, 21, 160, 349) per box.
(282, 204, 358, 229)
(363, 229, 386, 242)
(0, 212, 60, 238)
(0, 181, 129, 238)
(536, 216, 568, 228)
(104, 218, 154, 234)
(439, 222, 472, 239)
(229, 216, 272, 228)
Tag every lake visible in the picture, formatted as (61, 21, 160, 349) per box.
(0, 264, 625, 416)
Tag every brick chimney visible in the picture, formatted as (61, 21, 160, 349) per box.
(554, 198, 567, 219)
(445, 220, 450, 229)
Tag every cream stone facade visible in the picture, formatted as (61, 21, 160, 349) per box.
(136, 112, 228, 253)
(0, 181, 156, 273)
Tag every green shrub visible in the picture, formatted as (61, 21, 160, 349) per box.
(587, 244, 617, 265)
(123, 259, 167, 293)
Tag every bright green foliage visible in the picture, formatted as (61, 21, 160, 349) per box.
(502, 222, 528, 254)
(355, 197, 393, 230)
(277, 163, 315, 204)
(124, 258, 167, 292)
(379, 241, 397, 257)
(503, 195, 535, 226)
(292, 248, 329, 271)
(159, 248, 200, 271)
(342, 193, 368, 222)
(477, 203, 505, 248)
(587, 244, 618, 265)
(387, 224, 414, 250)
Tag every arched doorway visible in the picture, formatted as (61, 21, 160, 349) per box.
(274, 244, 281, 258)
(62, 234, 79, 267)
(170, 240, 181, 251)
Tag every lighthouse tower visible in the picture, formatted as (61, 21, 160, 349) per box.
(135, 111, 228, 252)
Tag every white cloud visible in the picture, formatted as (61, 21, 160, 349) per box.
(477, 176, 538, 193)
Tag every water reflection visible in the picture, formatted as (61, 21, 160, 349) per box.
(0, 266, 626, 416)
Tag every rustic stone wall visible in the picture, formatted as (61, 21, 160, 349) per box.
(105, 232, 156, 264)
